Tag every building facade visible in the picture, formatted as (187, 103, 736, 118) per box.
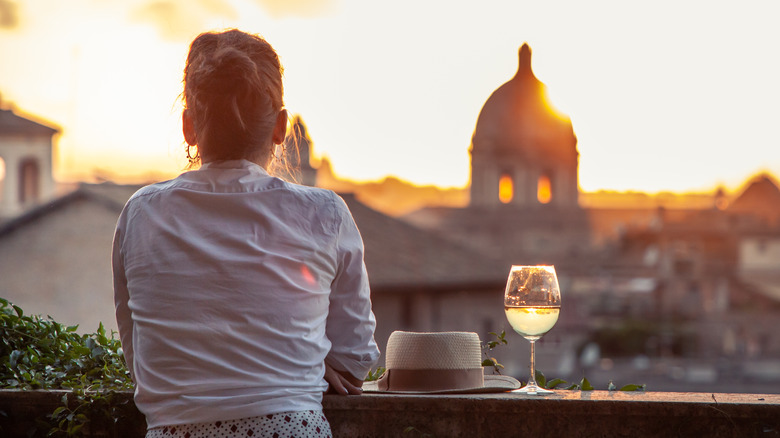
(0, 105, 59, 220)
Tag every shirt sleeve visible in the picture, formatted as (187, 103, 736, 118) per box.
(112, 213, 136, 382)
(324, 196, 380, 380)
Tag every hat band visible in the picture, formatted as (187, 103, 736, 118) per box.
(378, 368, 484, 392)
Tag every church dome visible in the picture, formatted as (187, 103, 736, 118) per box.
(471, 44, 577, 165)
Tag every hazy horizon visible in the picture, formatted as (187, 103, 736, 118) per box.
(1, 1, 779, 194)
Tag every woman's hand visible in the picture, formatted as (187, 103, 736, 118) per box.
(324, 363, 363, 395)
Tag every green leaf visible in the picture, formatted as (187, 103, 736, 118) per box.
(9, 350, 22, 367)
(620, 384, 646, 391)
(489, 331, 507, 344)
(580, 377, 594, 391)
(534, 369, 546, 388)
(366, 367, 386, 382)
(481, 359, 496, 367)
(91, 347, 105, 359)
(608, 381, 616, 391)
(546, 378, 567, 389)
(564, 383, 580, 390)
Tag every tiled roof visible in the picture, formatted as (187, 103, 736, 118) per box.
(0, 108, 59, 136)
(403, 204, 594, 271)
(78, 183, 143, 208)
(342, 194, 507, 291)
(0, 183, 139, 238)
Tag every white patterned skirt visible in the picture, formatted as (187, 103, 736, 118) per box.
(145, 410, 332, 438)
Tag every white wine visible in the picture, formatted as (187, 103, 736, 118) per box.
(505, 306, 560, 340)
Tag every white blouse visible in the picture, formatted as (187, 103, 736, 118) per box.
(112, 160, 379, 428)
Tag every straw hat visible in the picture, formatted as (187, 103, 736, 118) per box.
(363, 331, 521, 394)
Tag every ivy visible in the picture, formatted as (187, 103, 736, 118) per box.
(0, 298, 133, 437)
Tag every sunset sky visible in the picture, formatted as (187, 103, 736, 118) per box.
(1, 0, 779, 193)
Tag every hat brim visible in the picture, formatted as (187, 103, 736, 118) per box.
(362, 374, 521, 395)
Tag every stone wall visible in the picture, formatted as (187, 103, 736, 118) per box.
(2, 390, 778, 437)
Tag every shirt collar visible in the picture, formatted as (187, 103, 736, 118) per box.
(199, 159, 270, 176)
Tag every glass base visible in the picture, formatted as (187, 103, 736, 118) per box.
(513, 383, 554, 395)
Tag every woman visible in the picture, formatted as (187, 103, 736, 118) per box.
(112, 29, 379, 438)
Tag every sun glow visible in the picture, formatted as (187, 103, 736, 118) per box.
(1, 2, 780, 193)
(542, 89, 572, 122)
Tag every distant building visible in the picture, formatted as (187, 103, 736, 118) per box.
(605, 174, 780, 362)
(406, 44, 591, 269)
(0, 104, 59, 220)
(469, 43, 579, 210)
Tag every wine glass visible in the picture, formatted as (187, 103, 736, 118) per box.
(504, 265, 562, 395)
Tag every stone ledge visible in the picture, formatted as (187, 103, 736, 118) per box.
(331, 391, 780, 437)
(1, 390, 778, 437)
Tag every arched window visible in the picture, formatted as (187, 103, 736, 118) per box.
(537, 173, 552, 204)
(498, 173, 513, 204)
(19, 158, 40, 204)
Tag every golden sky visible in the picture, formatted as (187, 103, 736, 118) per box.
(1, 0, 779, 193)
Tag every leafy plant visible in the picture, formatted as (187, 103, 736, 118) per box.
(0, 298, 133, 437)
(481, 331, 507, 374)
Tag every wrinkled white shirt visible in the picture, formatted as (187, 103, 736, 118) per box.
(112, 160, 379, 428)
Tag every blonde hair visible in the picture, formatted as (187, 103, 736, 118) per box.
(182, 29, 285, 168)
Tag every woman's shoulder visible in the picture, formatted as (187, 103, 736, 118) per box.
(281, 180, 347, 209)
(124, 178, 181, 203)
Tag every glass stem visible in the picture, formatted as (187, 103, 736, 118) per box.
(528, 340, 537, 388)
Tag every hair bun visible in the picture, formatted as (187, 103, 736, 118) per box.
(197, 47, 260, 97)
